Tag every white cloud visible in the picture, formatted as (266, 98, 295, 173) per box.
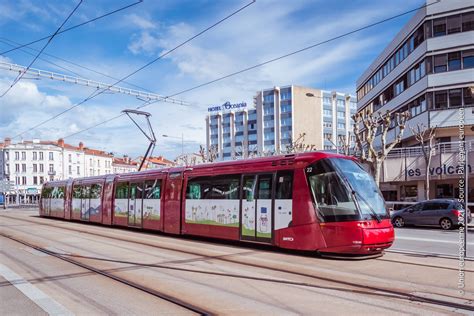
(0, 0, 420, 160)
(126, 13, 158, 30)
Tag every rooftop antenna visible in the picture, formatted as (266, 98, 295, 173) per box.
(122, 109, 156, 171)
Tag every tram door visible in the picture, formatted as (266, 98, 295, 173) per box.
(128, 182, 143, 227)
(240, 174, 273, 242)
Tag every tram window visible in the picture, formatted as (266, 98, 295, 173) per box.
(42, 187, 52, 198)
(130, 183, 143, 199)
(211, 176, 240, 200)
(73, 186, 82, 198)
(115, 182, 129, 199)
(307, 159, 358, 217)
(186, 178, 212, 199)
(243, 176, 256, 201)
(90, 184, 102, 199)
(51, 186, 65, 199)
(144, 180, 161, 199)
(276, 172, 293, 199)
(257, 176, 272, 199)
(82, 186, 91, 199)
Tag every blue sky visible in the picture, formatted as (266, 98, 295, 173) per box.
(0, 0, 425, 159)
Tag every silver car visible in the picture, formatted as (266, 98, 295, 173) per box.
(391, 199, 472, 230)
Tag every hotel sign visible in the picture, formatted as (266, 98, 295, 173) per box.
(208, 101, 247, 113)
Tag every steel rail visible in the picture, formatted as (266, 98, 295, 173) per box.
(3, 214, 473, 312)
(0, 231, 213, 316)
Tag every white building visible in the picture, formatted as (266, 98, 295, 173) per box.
(0, 138, 114, 204)
(112, 157, 138, 174)
(206, 86, 357, 160)
(355, 0, 474, 201)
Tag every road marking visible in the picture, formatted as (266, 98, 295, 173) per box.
(0, 263, 73, 316)
(396, 236, 474, 245)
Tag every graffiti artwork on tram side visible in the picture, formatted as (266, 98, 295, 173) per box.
(185, 200, 239, 227)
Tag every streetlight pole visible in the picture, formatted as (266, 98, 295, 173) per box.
(163, 134, 184, 156)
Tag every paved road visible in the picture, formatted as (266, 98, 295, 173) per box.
(1, 209, 473, 315)
(391, 227, 474, 258)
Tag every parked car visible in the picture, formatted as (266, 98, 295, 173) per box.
(391, 199, 472, 230)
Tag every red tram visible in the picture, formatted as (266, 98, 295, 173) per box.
(39, 152, 394, 255)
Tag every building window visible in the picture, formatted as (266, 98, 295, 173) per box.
(33, 152, 37, 160)
(464, 87, 474, 107)
(33, 176, 38, 185)
(337, 123, 345, 130)
(49, 164, 54, 173)
(22, 164, 26, 172)
(434, 55, 447, 73)
(462, 50, 474, 69)
(323, 109, 332, 116)
(39, 164, 44, 173)
(433, 18, 446, 37)
(22, 176, 26, 185)
(69, 165, 72, 175)
(68, 154, 72, 162)
(77, 166, 80, 175)
(434, 91, 448, 109)
(49, 152, 53, 160)
(40, 176, 44, 184)
(33, 164, 37, 173)
(21, 152, 26, 160)
(448, 89, 462, 108)
(337, 111, 345, 118)
(39, 152, 43, 160)
(447, 15, 461, 34)
(15, 164, 19, 172)
(462, 12, 474, 32)
(447, 52, 461, 71)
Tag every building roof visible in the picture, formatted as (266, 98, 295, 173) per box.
(134, 156, 175, 168)
(113, 157, 137, 166)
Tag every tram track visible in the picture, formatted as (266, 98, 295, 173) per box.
(2, 214, 473, 313)
(0, 231, 214, 316)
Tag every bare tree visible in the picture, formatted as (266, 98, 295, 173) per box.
(353, 110, 410, 186)
(286, 133, 316, 153)
(174, 154, 197, 166)
(410, 123, 437, 200)
(335, 134, 354, 156)
(198, 145, 218, 163)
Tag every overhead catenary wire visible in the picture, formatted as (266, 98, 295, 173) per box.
(59, 1, 438, 141)
(0, 36, 154, 93)
(12, 0, 256, 140)
(0, 0, 84, 98)
(0, 1, 144, 56)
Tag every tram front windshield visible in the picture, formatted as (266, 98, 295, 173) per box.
(306, 158, 388, 222)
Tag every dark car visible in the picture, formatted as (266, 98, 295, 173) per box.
(391, 199, 472, 230)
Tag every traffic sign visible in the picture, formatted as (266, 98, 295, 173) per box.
(0, 180, 14, 193)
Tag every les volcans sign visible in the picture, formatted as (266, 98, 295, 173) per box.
(208, 101, 247, 113)
(406, 164, 472, 177)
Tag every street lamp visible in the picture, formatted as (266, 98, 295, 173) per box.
(162, 134, 184, 156)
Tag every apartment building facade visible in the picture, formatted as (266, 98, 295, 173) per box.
(206, 86, 357, 160)
(0, 138, 116, 204)
(355, 0, 474, 202)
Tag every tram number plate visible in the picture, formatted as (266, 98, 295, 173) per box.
(305, 167, 312, 173)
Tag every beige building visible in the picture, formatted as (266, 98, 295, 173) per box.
(206, 85, 357, 160)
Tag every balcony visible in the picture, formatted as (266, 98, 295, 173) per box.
(48, 171, 56, 176)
